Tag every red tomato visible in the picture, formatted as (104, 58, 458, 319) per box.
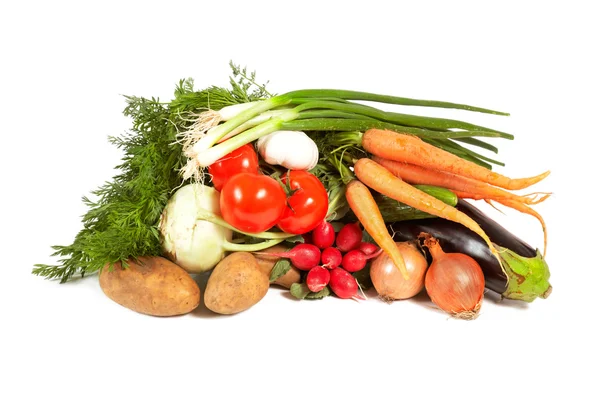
(208, 144, 259, 191)
(277, 171, 329, 235)
(220, 173, 287, 233)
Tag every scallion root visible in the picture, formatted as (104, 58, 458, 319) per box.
(180, 160, 204, 185)
(177, 109, 221, 151)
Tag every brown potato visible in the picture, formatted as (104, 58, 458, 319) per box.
(204, 252, 269, 315)
(99, 256, 200, 317)
(255, 244, 302, 289)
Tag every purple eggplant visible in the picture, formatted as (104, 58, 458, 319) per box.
(391, 199, 551, 302)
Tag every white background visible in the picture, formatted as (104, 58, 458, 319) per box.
(2, 1, 599, 399)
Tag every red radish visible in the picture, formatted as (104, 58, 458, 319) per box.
(255, 243, 321, 271)
(306, 266, 330, 292)
(358, 242, 379, 256)
(312, 220, 335, 249)
(329, 268, 359, 299)
(341, 248, 383, 272)
(336, 222, 362, 252)
(321, 247, 342, 270)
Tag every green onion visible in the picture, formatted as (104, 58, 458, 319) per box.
(176, 88, 510, 177)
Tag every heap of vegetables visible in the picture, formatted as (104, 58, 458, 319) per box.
(34, 63, 552, 320)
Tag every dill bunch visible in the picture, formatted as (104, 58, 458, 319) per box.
(33, 64, 270, 283)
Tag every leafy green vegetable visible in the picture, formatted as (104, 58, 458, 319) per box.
(289, 283, 311, 299)
(269, 259, 292, 283)
(33, 64, 269, 283)
(306, 286, 331, 300)
(33, 97, 182, 283)
(170, 63, 272, 115)
(290, 283, 331, 300)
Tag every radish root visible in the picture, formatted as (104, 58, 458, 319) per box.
(356, 279, 368, 301)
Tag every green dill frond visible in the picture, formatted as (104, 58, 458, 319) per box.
(228, 61, 273, 100)
(170, 62, 273, 117)
(34, 97, 182, 282)
(34, 64, 273, 283)
(170, 85, 239, 115)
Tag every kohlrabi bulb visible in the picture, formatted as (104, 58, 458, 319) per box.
(159, 184, 232, 273)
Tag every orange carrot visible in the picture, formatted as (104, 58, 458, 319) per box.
(373, 157, 551, 205)
(362, 129, 550, 190)
(452, 190, 548, 257)
(452, 190, 551, 204)
(353, 158, 500, 260)
(489, 198, 547, 258)
(345, 179, 409, 279)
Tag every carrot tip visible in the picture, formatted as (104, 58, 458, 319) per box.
(523, 191, 553, 204)
(508, 170, 551, 190)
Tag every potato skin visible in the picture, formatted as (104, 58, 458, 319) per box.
(204, 252, 269, 315)
(99, 256, 200, 317)
(254, 244, 302, 289)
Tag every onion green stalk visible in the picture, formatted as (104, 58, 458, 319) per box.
(215, 109, 293, 143)
(283, 89, 509, 115)
(454, 137, 499, 154)
(288, 98, 507, 134)
(178, 88, 510, 179)
(197, 89, 508, 149)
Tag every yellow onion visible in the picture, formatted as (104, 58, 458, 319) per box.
(422, 234, 485, 320)
(370, 241, 428, 301)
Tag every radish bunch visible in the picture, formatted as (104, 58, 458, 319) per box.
(287, 221, 381, 300)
